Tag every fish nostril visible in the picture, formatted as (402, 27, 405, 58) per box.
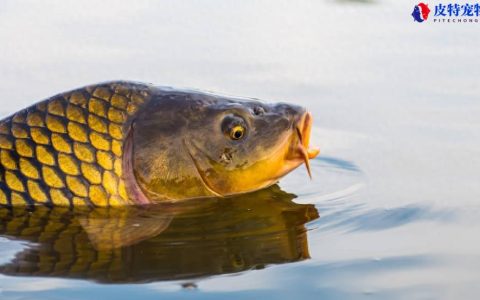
(253, 106, 265, 116)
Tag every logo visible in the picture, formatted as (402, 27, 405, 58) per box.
(412, 3, 480, 23)
(412, 2, 431, 22)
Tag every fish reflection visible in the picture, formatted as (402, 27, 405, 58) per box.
(0, 185, 318, 283)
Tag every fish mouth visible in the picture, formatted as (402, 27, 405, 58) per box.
(292, 112, 320, 178)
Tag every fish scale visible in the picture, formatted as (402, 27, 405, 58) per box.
(0, 81, 152, 207)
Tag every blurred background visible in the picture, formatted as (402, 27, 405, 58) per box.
(0, 1, 479, 299)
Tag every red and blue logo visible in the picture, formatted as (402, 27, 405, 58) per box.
(412, 2, 431, 22)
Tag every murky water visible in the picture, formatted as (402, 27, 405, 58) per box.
(1, 0, 479, 299)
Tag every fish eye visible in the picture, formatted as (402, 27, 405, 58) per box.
(230, 125, 245, 140)
(222, 115, 247, 141)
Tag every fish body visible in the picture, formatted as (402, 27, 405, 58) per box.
(0, 82, 151, 207)
(0, 81, 319, 207)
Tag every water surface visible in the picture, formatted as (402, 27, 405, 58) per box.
(0, 0, 479, 299)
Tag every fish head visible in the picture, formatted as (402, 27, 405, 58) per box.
(129, 89, 319, 201)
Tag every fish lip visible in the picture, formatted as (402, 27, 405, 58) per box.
(259, 111, 320, 182)
(296, 111, 313, 150)
(291, 112, 320, 178)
